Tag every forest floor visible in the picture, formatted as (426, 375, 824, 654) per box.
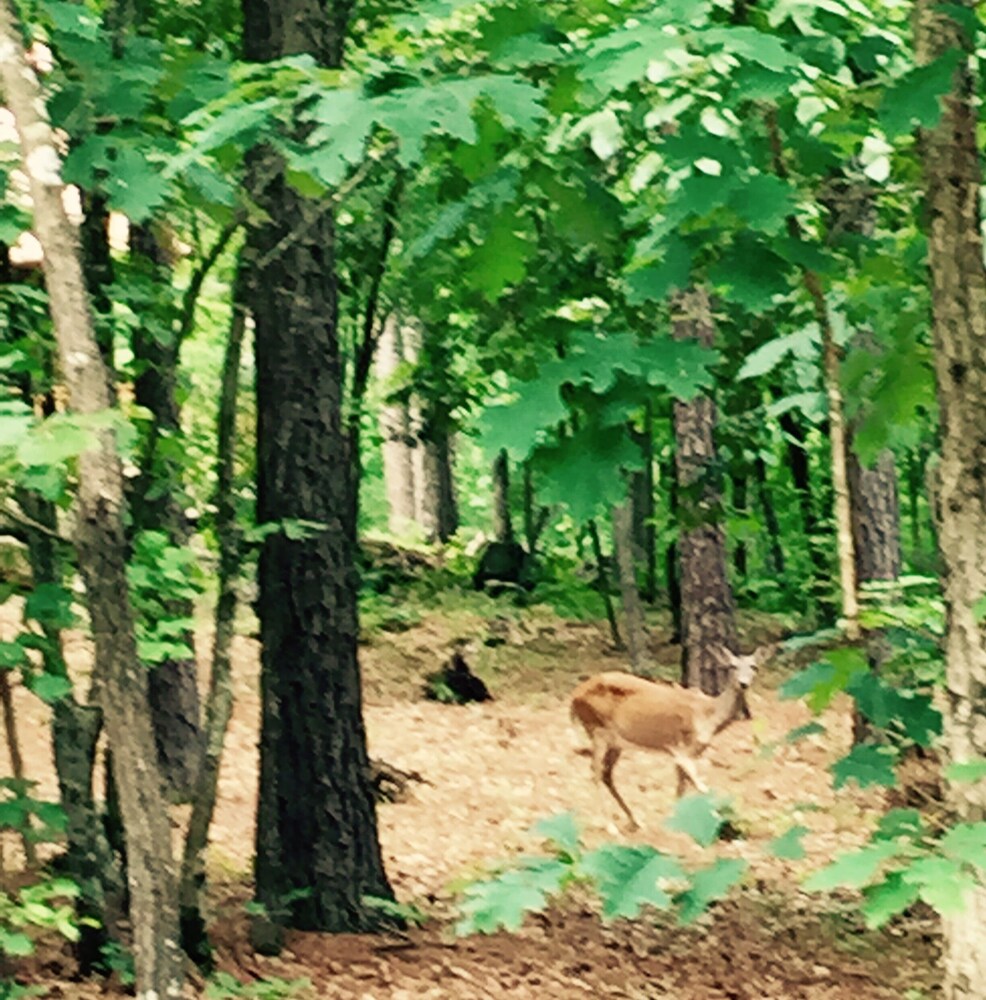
(0, 596, 942, 998)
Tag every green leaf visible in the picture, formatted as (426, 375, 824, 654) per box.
(830, 744, 898, 791)
(478, 378, 568, 462)
(26, 674, 73, 705)
(665, 793, 724, 847)
(624, 242, 692, 304)
(24, 584, 75, 629)
(533, 813, 581, 854)
(947, 760, 986, 784)
(738, 327, 819, 380)
(0, 642, 27, 669)
(456, 857, 569, 934)
(676, 858, 747, 924)
(779, 648, 868, 713)
(973, 595, 986, 623)
(0, 928, 34, 957)
(467, 208, 531, 300)
(784, 721, 826, 743)
(769, 825, 808, 860)
(708, 236, 791, 311)
(766, 391, 826, 423)
(848, 673, 941, 747)
(901, 856, 969, 915)
(879, 50, 963, 138)
(875, 809, 925, 841)
(940, 823, 986, 871)
(581, 845, 684, 921)
(861, 871, 921, 928)
(702, 27, 799, 72)
(536, 426, 641, 523)
(728, 174, 798, 236)
(804, 841, 902, 892)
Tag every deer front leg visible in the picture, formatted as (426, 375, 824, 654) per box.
(672, 754, 708, 797)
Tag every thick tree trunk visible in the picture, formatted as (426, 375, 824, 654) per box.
(243, 0, 392, 947)
(612, 498, 652, 674)
(672, 289, 739, 694)
(0, 11, 183, 996)
(376, 317, 417, 535)
(914, 2, 986, 994)
(492, 450, 513, 544)
(848, 448, 902, 583)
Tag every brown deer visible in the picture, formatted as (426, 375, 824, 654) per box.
(570, 646, 773, 831)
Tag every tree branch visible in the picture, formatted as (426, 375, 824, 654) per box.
(351, 171, 404, 410)
(175, 217, 241, 349)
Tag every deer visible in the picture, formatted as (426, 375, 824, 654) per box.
(569, 645, 774, 832)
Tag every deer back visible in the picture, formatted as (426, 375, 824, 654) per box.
(571, 672, 707, 751)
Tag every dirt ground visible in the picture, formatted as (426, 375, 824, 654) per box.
(0, 600, 943, 998)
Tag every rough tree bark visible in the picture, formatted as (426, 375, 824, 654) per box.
(0, 8, 183, 996)
(914, 2, 986, 994)
(243, 0, 393, 946)
(672, 289, 739, 694)
(848, 448, 902, 584)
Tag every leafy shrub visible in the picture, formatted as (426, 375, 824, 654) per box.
(456, 806, 748, 935)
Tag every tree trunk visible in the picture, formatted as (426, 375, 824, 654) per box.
(492, 450, 513, 544)
(522, 463, 550, 556)
(914, 2, 986, 994)
(243, 0, 393, 947)
(662, 457, 683, 645)
(731, 472, 748, 580)
(129, 224, 202, 802)
(774, 401, 828, 588)
(588, 519, 622, 649)
(766, 112, 859, 637)
(753, 455, 786, 577)
(612, 498, 652, 674)
(848, 448, 902, 583)
(376, 316, 417, 535)
(414, 412, 458, 543)
(18, 491, 123, 969)
(672, 289, 739, 694)
(0, 11, 183, 995)
(629, 404, 657, 603)
(179, 268, 248, 967)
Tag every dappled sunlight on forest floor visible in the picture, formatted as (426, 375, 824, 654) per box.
(1, 600, 943, 997)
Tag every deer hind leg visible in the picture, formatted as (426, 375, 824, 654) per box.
(593, 741, 639, 832)
(673, 754, 708, 798)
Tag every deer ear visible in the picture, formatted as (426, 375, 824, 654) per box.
(714, 645, 738, 665)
